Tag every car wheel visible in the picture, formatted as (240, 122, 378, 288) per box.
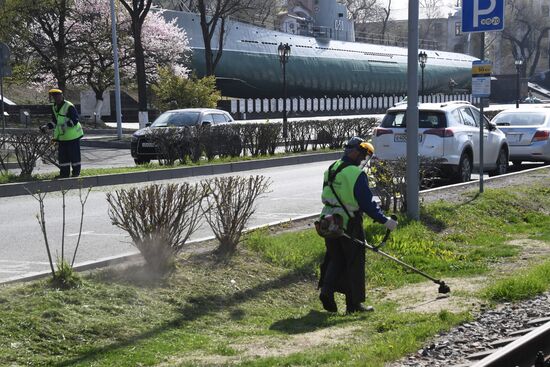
(454, 152, 472, 183)
(489, 148, 508, 177)
(134, 158, 151, 165)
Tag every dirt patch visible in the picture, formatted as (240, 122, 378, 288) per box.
(380, 276, 488, 314)
(380, 238, 550, 314)
(233, 325, 360, 358)
(161, 325, 360, 366)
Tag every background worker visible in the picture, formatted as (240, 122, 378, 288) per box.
(318, 137, 397, 314)
(40, 89, 84, 178)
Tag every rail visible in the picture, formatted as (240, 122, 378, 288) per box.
(470, 320, 550, 367)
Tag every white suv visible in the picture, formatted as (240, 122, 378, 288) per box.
(372, 102, 509, 182)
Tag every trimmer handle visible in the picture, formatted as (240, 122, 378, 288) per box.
(375, 215, 397, 251)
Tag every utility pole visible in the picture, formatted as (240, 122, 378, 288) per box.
(406, 0, 420, 220)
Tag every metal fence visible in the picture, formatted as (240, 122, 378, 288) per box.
(229, 93, 477, 120)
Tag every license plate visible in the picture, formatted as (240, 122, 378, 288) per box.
(394, 134, 422, 143)
(141, 142, 156, 148)
(506, 134, 521, 143)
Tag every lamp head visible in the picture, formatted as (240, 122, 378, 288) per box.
(418, 51, 428, 66)
(278, 43, 291, 63)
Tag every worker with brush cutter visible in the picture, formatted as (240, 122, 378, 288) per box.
(315, 137, 397, 314)
(40, 89, 84, 178)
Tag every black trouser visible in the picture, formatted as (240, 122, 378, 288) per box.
(58, 138, 81, 177)
(320, 215, 366, 309)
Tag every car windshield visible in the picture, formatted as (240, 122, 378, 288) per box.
(493, 112, 547, 126)
(151, 111, 200, 127)
(381, 111, 446, 128)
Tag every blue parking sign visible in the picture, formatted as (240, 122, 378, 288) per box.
(462, 0, 504, 33)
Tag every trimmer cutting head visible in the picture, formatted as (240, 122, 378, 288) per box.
(438, 281, 451, 294)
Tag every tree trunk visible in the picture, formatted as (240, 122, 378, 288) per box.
(133, 19, 149, 126)
(93, 98, 104, 122)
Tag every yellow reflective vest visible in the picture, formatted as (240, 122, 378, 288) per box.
(320, 160, 362, 228)
(52, 101, 84, 141)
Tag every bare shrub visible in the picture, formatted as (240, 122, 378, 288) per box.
(316, 119, 350, 149)
(202, 125, 243, 160)
(0, 134, 11, 173)
(351, 117, 379, 139)
(240, 123, 281, 156)
(11, 131, 55, 177)
(369, 156, 445, 212)
(26, 185, 92, 287)
(287, 120, 314, 153)
(106, 183, 206, 273)
(147, 128, 184, 166)
(202, 175, 271, 256)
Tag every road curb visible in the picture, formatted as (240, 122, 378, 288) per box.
(0, 151, 341, 198)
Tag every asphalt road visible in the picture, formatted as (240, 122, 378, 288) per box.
(1, 144, 536, 283)
(0, 158, 332, 283)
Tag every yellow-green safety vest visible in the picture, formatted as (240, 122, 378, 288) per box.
(52, 101, 84, 141)
(320, 160, 362, 228)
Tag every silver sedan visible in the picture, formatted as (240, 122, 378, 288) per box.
(492, 107, 550, 167)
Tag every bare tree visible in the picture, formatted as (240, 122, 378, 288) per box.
(419, 0, 443, 40)
(347, 0, 393, 39)
(9, 131, 56, 178)
(502, 0, 550, 77)
(344, 0, 383, 23)
(0, 0, 82, 90)
(380, 0, 392, 38)
(119, 0, 154, 123)
(192, 0, 256, 76)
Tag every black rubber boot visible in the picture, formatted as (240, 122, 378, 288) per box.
(346, 304, 374, 314)
(319, 293, 338, 312)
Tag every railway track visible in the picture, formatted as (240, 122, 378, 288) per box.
(467, 319, 550, 367)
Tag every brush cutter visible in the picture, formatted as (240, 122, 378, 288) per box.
(343, 215, 451, 294)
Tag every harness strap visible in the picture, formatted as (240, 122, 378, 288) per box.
(323, 161, 353, 220)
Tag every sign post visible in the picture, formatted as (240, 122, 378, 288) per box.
(462, 0, 503, 194)
(0, 42, 12, 135)
(472, 60, 492, 193)
(462, 0, 504, 33)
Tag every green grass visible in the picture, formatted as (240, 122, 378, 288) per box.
(0, 182, 549, 366)
(483, 261, 550, 302)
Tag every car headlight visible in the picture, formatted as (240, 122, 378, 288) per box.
(131, 135, 138, 142)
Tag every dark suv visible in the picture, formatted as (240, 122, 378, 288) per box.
(131, 108, 235, 164)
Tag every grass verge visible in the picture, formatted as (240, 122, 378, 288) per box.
(0, 181, 549, 366)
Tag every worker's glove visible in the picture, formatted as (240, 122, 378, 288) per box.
(384, 217, 398, 231)
(39, 122, 55, 133)
(51, 138, 58, 144)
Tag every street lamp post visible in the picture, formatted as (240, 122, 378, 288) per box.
(515, 58, 523, 109)
(278, 43, 291, 139)
(418, 51, 428, 103)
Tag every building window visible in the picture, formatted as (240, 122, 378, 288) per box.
(455, 22, 461, 36)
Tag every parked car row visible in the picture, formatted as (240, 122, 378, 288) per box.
(373, 101, 509, 182)
(131, 105, 550, 183)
